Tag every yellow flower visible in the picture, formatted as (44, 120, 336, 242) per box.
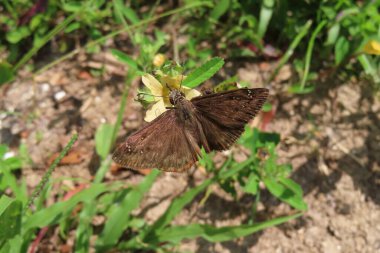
(363, 40, 380, 55)
(153, 54, 166, 67)
(142, 74, 201, 122)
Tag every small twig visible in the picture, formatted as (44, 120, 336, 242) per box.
(28, 227, 49, 253)
(326, 127, 366, 169)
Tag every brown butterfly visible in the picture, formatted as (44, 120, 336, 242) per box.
(112, 87, 269, 172)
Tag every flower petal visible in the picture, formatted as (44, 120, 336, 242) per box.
(144, 100, 167, 122)
(183, 86, 201, 99)
(142, 74, 163, 96)
(363, 40, 380, 55)
(160, 75, 186, 90)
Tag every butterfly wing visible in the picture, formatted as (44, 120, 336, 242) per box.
(191, 88, 269, 151)
(112, 110, 197, 172)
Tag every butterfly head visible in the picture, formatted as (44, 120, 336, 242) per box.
(169, 89, 185, 105)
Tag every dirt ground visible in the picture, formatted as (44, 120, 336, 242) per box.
(1, 53, 379, 253)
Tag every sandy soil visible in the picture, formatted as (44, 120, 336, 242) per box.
(1, 53, 379, 253)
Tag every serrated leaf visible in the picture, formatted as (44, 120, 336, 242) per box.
(182, 57, 224, 88)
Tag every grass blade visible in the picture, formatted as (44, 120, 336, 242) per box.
(96, 170, 160, 251)
(300, 20, 327, 89)
(258, 0, 275, 39)
(95, 124, 114, 160)
(157, 212, 302, 243)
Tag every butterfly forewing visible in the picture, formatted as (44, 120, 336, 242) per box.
(191, 88, 269, 151)
(113, 87, 269, 172)
(112, 110, 197, 172)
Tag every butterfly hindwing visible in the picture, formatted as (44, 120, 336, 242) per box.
(191, 88, 269, 151)
(112, 110, 197, 172)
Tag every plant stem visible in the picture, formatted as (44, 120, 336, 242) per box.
(33, 2, 210, 76)
(300, 20, 327, 89)
(267, 20, 312, 84)
(13, 13, 77, 72)
(24, 132, 78, 213)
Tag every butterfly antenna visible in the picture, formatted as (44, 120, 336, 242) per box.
(165, 82, 172, 91)
(179, 60, 185, 91)
(179, 74, 184, 91)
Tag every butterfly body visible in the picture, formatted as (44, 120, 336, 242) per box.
(113, 88, 269, 172)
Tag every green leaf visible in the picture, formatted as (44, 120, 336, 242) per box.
(30, 14, 43, 31)
(263, 177, 307, 211)
(262, 102, 272, 112)
(62, 2, 83, 12)
(5, 235, 22, 253)
(6, 27, 30, 44)
(239, 127, 280, 152)
(279, 177, 304, 199)
(113, 0, 140, 25)
(0, 196, 22, 245)
(288, 83, 315, 94)
(4, 157, 22, 170)
(157, 213, 302, 243)
(64, 22, 81, 33)
(182, 57, 225, 88)
(96, 170, 160, 251)
(243, 173, 259, 195)
(198, 148, 215, 172)
(111, 49, 139, 71)
(210, 0, 230, 20)
(95, 124, 114, 159)
(0, 62, 14, 85)
(258, 0, 275, 39)
(358, 54, 380, 83)
(121, 6, 140, 25)
(0, 145, 8, 158)
(325, 23, 340, 46)
(335, 36, 350, 65)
